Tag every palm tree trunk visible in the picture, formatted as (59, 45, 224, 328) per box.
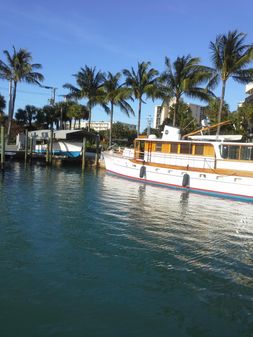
(137, 98, 142, 137)
(88, 103, 91, 132)
(109, 102, 114, 147)
(7, 81, 17, 143)
(173, 96, 179, 127)
(216, 80, 226, 136)
(7, 80, 13, 141)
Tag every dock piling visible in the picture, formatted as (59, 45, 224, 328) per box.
(24, 129, 28, 166)
(82, 137, 86, 171)
(29, 135, 33, 164)
(0, 125, 5, 171)
(95, 134, 100, 168)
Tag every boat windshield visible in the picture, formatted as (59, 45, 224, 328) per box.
(219, 144, 253, 160)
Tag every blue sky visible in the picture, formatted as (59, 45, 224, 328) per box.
(0, 0, 253, 130)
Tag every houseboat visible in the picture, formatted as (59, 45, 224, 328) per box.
(103, 123, 253, 202)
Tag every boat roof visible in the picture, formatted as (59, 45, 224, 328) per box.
(188, 135, 242, 141)
(135, 136, 253, 146)
(29, 129, 97, 140)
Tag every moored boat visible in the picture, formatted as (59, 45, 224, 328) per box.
(103, 123, 253, 202)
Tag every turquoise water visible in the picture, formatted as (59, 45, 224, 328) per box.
(0, 163, 253, 337)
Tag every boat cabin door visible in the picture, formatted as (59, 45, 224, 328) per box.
(135, 140, 145, 160)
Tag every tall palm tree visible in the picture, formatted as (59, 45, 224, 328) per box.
(209, 30, 253, 135)
(159, 55, 214, 127)
(0, 47, 44, 141)
(103, 72, 134, 146)
(63, 66, 105, 132)
(123, 61, 159, 136)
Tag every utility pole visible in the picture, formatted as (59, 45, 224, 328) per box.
(41, 85, 57, 105)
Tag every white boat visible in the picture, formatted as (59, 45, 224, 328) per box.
(103, 123, 253, 202)
(29, 130, 84, 158)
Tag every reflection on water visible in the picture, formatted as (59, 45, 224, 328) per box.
(0, 163, 253, 337)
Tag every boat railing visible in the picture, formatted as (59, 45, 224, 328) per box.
(140, 151, 215, 169)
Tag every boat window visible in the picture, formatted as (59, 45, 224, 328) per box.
(241, 146, 253, 160)
(180, 143, 192, 154)
(195, 145, 204, 155)
(170, 143, 178, 153)
(219, 145, 240, 160)
(155, 143, 162, 152)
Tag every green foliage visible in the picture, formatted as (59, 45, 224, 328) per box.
(123, 61, 159, 135)
(141, 127, 161, 137)
(209, 30, 253, 134)
(15, 105, 38, 128)
(233, 102, 253, 139)
(0, 46, 44, 140)
(63, 66, 105, 131)
(102, 71, 134, 146)
(159, 55, 214, 126)
(0, 94, 6, 123)
(99, 122, 137, 147)
(203, 98, 230, 123)
(159, 101, 198, 136)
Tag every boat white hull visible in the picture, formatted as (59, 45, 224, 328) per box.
(35, 141, 82, 158)
(103, 151, 253, 202)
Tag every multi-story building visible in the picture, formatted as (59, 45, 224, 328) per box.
(245, 82, 253, 103)
(77, 120, 136, 132)
(153, 100, 205, 129)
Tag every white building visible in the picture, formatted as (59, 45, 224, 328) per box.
(78, 120, 136, 132)
(153, 100, 205, 128)
(245, 83, 253, 103)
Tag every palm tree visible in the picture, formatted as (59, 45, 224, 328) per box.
(209, 30, 253, 135)
(123, 61, 159, 136)
(63, 66, 105, 132)
(0, 94, 6, 123)
(159, 55, 214, 127)
(103, 72, 134, 146)
(0, 47, 44, 141)
(15, 105, 37, 128)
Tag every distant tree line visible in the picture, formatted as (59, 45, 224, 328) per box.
(0, 30, 253, 144)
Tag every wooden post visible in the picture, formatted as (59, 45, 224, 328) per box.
(46, 139, 49, 164)
(82, 137, 86, 171)
(29, 135, 33, 163)
(0, 125, 5, 171)
(24, 129, 28, 166)
(95, 134, 100, 168)
(48, 129, 53, 165)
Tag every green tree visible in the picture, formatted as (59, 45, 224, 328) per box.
(0, 47, 44, 141)
(111, 122, 137, 146)
(123, 61, 159, 136)
(159, 56, 214, 127)
(63, 66, 105, 132)
(15, 105, 37, 128)
(203, 98, 230, 124)
(0, 94, 6, 124)
(160, 101, 198, 136)
(103, 72, 134, 146)
(209, 30, 253, 135)
(234, 102, 253, 139)
(35, 105, 56, 129)
(68, 103, 89, 129)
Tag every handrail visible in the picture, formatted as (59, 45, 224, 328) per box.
(182, 121, 231, 139)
